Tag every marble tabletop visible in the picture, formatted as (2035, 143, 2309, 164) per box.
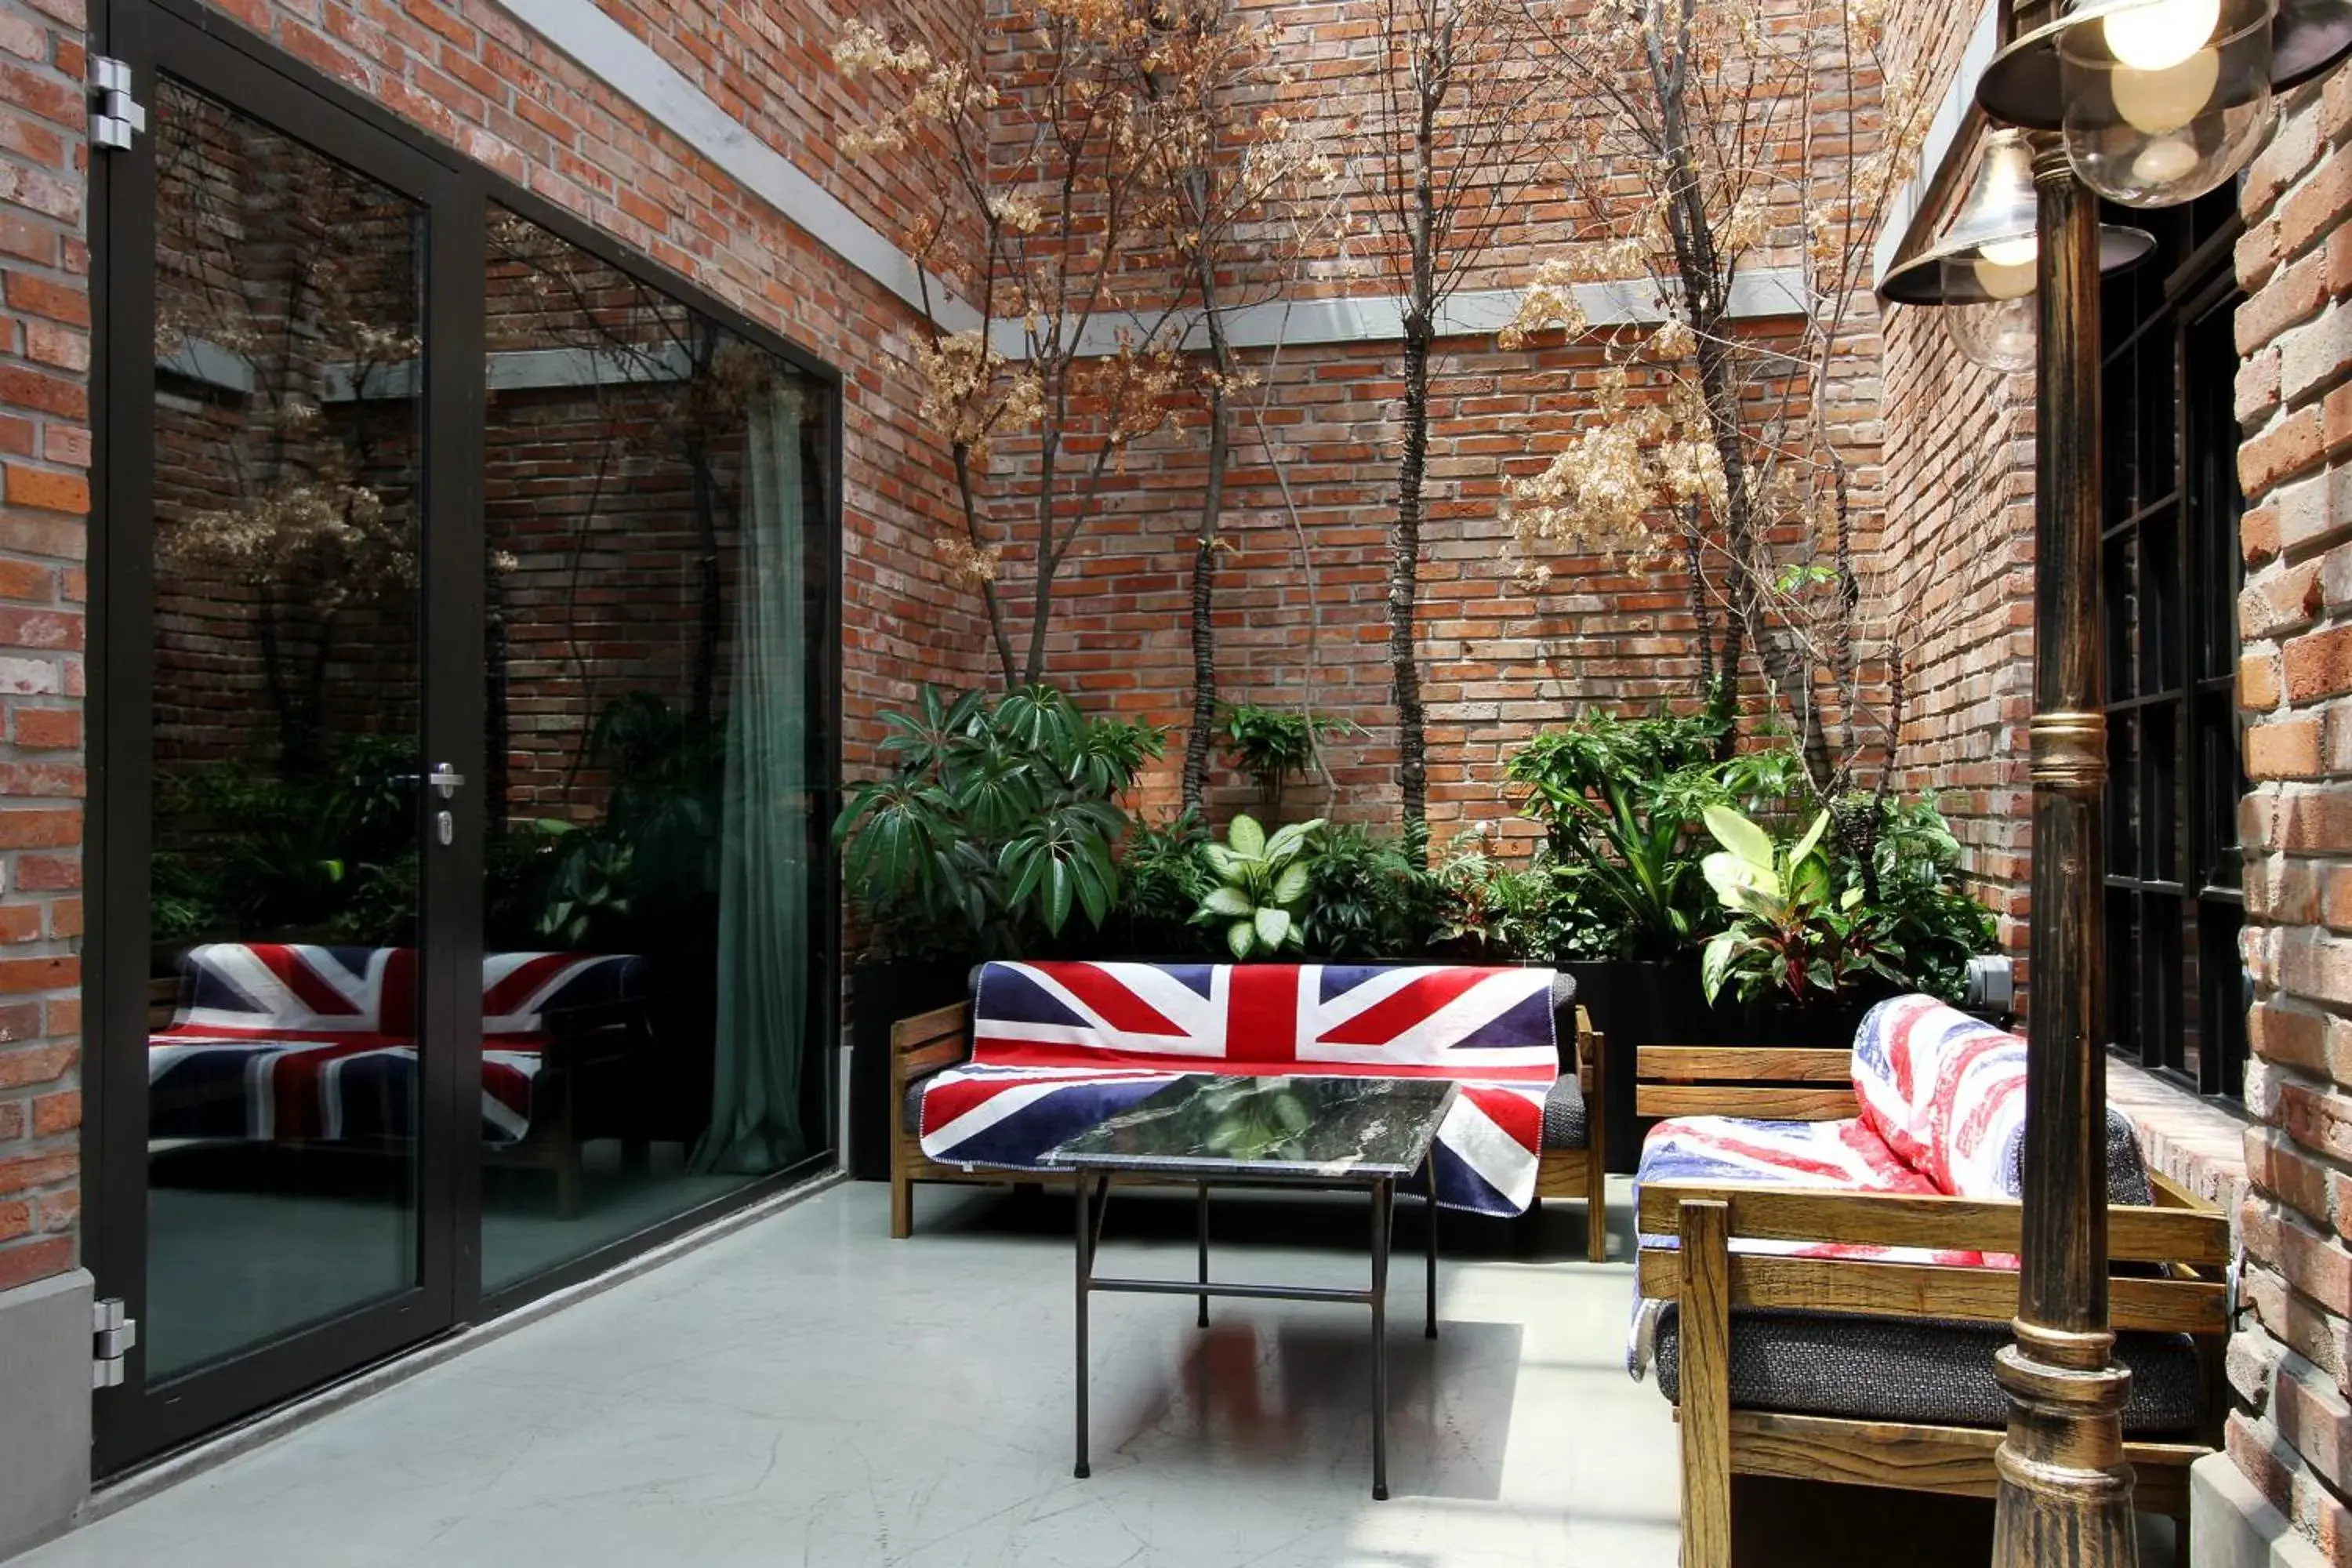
(1042, 1074, 1457, 1180)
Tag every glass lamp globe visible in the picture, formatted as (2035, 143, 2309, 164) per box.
(2059, 0, 2279, 205)
(1948, 295, 2038, 374)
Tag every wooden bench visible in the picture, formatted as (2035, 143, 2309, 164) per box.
(889, 994, 1610, 1261)
(1632, 1044, 2228, 1568)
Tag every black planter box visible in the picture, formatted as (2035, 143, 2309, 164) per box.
(1564, 959, 1895, 1172)
(847, 958, 968, 1181)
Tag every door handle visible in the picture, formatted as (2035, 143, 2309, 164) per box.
(428, 763, 466, 799)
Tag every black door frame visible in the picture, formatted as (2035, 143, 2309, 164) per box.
(89, 0, 844, 1476)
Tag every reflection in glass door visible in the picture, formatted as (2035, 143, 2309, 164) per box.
(474, 209, 829, 1291)
(140, 77, 428, 1380)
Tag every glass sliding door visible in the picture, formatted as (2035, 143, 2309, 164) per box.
(140, 76, 430, 1380)
(94, 0, 837, 1473)
(474, 209, 832, 1293)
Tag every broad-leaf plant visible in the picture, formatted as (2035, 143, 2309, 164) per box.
(835, 684, 1165, 960)
(1195, 813, 1324, 960)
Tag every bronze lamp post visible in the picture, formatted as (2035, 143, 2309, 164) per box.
(1880, 0, 2352, 1563)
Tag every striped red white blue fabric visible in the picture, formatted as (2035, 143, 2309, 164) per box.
(1632, 1112, 1984, 1266)
(1851, 993, 2034, 1200)
(917, 961, 1560, 1215)
(148, 942, 644, 1145)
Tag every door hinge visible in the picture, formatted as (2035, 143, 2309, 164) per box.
(89, 56, 146, 152)
(91, 1296, 136, 1388)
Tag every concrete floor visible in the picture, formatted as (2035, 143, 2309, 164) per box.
(27, 1178, 1679, 1568)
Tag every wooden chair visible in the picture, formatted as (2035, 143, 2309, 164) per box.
(1529, 1004, 1609, 1262)
(1632, 1046, 2229, 1568)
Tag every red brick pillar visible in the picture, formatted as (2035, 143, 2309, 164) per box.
(2216, 71, 2352, 1568)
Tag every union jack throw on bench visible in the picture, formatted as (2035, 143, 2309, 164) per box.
(914, 960, 1561, 1216)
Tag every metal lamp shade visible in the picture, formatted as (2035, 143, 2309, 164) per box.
(1980, 0, 2342, 127)
(1878, 129, 2158, 304)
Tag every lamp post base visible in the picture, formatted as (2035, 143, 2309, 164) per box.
(1991, 1335, 2138, 1568)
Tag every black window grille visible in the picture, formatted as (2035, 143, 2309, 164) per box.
(2097, 186, 2249, 1098)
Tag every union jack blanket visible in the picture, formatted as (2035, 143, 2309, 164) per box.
(916, 961, 1561, 1216)
(148, 942, 645, 1146)
(1633, 1112, 1984, 1266)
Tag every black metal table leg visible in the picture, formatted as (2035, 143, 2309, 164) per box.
(1371, 1174, 1392, 1501)
(1425, 1160, 1439, 1339)
(1075, 1171, 1094, 1479)
(1196, 1181, 1209, 1327)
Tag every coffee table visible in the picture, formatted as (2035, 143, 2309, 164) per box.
(1041, 1072, 1459, 1501)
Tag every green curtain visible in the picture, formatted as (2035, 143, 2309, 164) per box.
(693, 383, 810, 1175)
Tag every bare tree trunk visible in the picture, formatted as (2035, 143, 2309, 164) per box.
(953, 444, 1020, 688)
(1020, 424, 1066, 688)
(1393, 321, 1432, 855)
(1181, 381, 1229, 811)
(1181, 217, 1235, 811)
(1392, 43, 1443, 858)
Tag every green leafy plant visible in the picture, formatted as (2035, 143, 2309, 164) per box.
(1506, 710, 1735, 960)
(1219, 703, 1359, 819)
(1196, 813, 1324, 959)
(1506, 709, 1818, 962)
(1428, 833, 1569, 959)
(1299, 823, 1439, 959)
(157, 733, 422, 942)
(836, 684, 1166, 959)
(1848, 793, 1999, 1004)
(532, 822, 635, 947)
(150, 851, 220, 944)
(1117, 811, 1218, 955)
(1698, 804, 1906, 1007)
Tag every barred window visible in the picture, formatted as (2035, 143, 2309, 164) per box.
(2099, 186, 2249, 1099)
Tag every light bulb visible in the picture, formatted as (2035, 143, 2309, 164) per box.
(1977, 234, 2038, 267)
(1973, 256, 2039, 299)
(2103, 0, 2221, 69)
(2111, 49, 2223, 132)
(2132, 133, 2206, 183)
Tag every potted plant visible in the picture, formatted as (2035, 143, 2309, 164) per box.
(835, 684, 1166, 1175)
(1693, 797, 2004, 1045)
(1218, 703, 1358, 822)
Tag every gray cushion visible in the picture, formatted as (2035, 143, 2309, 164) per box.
(1649, 1307, 2205, 1435)
(1541, 1073, 1588, 1152)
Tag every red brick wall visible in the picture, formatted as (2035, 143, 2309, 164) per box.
(960, 0, 1894, 842)
(2231, 74, 2352, 1565)
(1879, 275, 2040, 964)
(1023, 337, 1733, 840)
(0, 0, 87, 1298)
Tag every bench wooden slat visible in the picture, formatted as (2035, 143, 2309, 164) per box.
(1636, 1250, 2226, 1333)
(1636, 1046, 1853, 1083)
(1724, 1411, 2205, 1506)
(1635, 1182, 2230, 1265)
(1636, 1085, 1860, 1120)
